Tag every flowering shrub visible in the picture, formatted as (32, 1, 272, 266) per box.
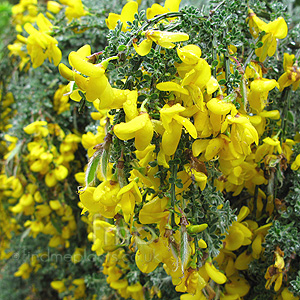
(1, 0, 300, 300)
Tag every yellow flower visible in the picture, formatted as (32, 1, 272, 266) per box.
(22, 14, 62, 68)
(248, 78, 279, 112)
(92, 220, 117, 255)
(225, 275, 250, 297)
(135, 237, 169, 273)
(223, 206, 252, 251)
(53, 84, 70, 114)
(7, 41, 30, 70)
(14, 263, 33, 280)
(93, 180, 120, 207)
(139, 197, 169, 224)
(147, 0, 181, 20)
(24, 120, 49, 137)
(134, 30, 189, 56)
(51, 281, 66, 293)
(177, 44, 202, 65)
(192, 137, 224, 161)
(281, 287, 300, 300)
(160, 103, 197, 156)
(176, 45, 212, 102)
(255, 137, 282, 162)
(79, 187, 116, 218)
(206, 96, 235, 115)
(117, 181, 142, 223)
(114, 113, 153, 151)
(249, 109, 280, 136)
(247, 9, 267, 39)
(127, 282, 145, 300)
(291, 154, 300, 170)
(227, 114, 258, 157)
(60, 0, 87, 22)
(60, 44, 117, 107)
(184, 164, 207, 191)
(278, 53, 300, 91)
(47, 1, 62, 14)
(106, 1, 138, 32)
(253, 15, 288, 62)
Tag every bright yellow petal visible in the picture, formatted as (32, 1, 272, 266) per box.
(173, 115, 197, 139)
(114, 114, 148, 140)
(207, 97, 234, 115)
(177, 44, 201, 64)
(164, 0, 181, 12)
(135, 116, 153, 151)
(162, 120, 182, 156)
(69, 51, 104, 77)
(133, 39, 152, 56)
(192, 139, 210, 157)
(261, 17, 288, 39)
(105, 13, 120, 30)
(156, 81, 189, 95)
(59, 63, 74, 81)
(120, 1, 138, 31)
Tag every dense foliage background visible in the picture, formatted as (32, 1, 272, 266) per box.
(1, 0, 300, 300)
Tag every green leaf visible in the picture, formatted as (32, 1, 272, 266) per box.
(180, 225, 189, 272)
(118, 45, 127, 51)
(212, 60, 219, 68)
(218, 79, 227, 85)
(6, 142, 23, 164)
(287, 110, 295, 123)
(256, 41, 263, 48)
(85, 148, 103, 189)
(100, 146, 110, 180)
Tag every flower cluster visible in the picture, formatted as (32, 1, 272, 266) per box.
(56, 1, 300, 299)
(1, 0, 300, 299)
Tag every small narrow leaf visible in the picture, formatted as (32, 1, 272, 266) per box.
(84, 148, 103, 190)
(287, 111, 294, 123)
(180, 225, 190, 273)
(100, 145, 110, 180)
(6, 142, 23, 164)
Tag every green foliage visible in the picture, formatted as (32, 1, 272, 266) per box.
(1, 0, 300, 299)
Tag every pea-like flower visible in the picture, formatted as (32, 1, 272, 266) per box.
(114, 113, 153, 151)
(249, 10, 288, 62)
(248, 78, 279, 112)
(147, 0, 181, 19)
(134, 30, 189, 56)
(59, 44, 116, 108)
(160, 103, 197, 156)
(106, 1, 138, 32)
(21, 13, 62, 68)
(278, 53, 300, 91)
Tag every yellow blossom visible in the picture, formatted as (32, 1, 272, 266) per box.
(60, 0, 87, 22)
(147, 0, 181, 19)
(106, 1, 138, 32)
(134, 30, 189, 56)
(278, 53, 300, 91)
(253, 14, 288, 62)
(117, 181, 142, 223)
(114, 113, 153, 151)
(160, 103, 197, 156)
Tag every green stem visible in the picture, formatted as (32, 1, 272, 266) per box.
(243, 48, 255, 71)
(223, 29, 232, 94)
(280, 87, 292, 143)
(170, 162, 178, 228)
(212, 30, 217, 79)
(253, 184, 259, 218)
